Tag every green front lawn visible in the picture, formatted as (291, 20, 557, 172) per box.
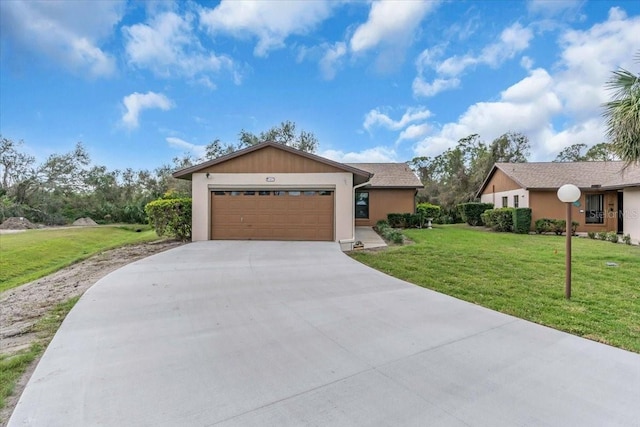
(350, 225, 640, 353)
(0, 225, 158, 293)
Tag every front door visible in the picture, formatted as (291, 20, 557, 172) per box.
(617, 191, 624, 234)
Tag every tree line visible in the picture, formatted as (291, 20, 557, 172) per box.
(0, 121, 318, 225)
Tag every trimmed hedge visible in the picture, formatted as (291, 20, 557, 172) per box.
(416, 203, 441, 220)
(482, 208, 514, 232)
(145, 197, 192, 241)
(534, 218, 579, 235)
(512, 208, 532, 234)
(458, 202, 494, 226)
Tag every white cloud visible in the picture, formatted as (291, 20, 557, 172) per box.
(553, 7, 639, 118)
(0, 1, 123, 77)
(199, 0, 334, 57)
(413, 68, 562, 158)
(350, 0, 439, 53)
(364, 107, 432, 132)
(123, 11, 236, 84)
(412, 77, 460, 97)
(413, 23, 533, 97)
(319, 42, 347, 80)
(166, 137, 206, 158)
(413, 8, 640, 161)
(397, 124, 431, 143)
(320, 146, 398, 163)
(122, 92, 174, 129)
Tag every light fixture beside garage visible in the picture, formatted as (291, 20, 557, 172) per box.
(206, 173, 210, 179)
(266, 177, 275, 182)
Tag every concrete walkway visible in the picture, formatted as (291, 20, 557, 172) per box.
(354, 226, 387, 249)
(9, 242, 640, 426)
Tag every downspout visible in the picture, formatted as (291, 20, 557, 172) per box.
(339, 177, 372, 250)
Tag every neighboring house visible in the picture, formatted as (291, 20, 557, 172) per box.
(173, 141, 422, 247)
(477, 162, 640, 243)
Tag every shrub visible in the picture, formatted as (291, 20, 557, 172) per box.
(535, 218, 554, 234)
(480, 210, 491, 228)
(607, 232, 619, 243)
(535, 218, 579, 235)
(623, 234, 632, 245)
(416, 203, 440, 220)
(145, 197, 192, 241)
(387, 213, 405, 228)
(597, 231, 608, 241)
(386, 230, 404, 244)
(483, 208, 514, 232)
(587, 231, 596, 239)
(512, 208, 532, 234)
(458, 202, 494, 226)
(375, 220, 390, 232)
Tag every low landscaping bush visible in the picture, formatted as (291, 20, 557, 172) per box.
(597, 231, 608, 241)
(607, 231, 619, 243)
(512, 208, 532, 234)
(387, 213, 405, 228)
(375, 219, 390, 231)
(482, 208, 514, 232)
(145, 197, 192, 241)
(587, 231, 597, 239)
(458, 202, 494, 226)
(535, 218, 579, 235)
(623, 234, 632, 245)
(385, 229, 404, 244)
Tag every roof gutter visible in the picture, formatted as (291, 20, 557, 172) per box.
(339, 177, 373, 251)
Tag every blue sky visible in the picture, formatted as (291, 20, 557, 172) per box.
(1, 0, 639, 171)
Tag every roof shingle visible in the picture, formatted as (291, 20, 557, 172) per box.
(492, 161, 640, 190)
(346, 163, 423, 188)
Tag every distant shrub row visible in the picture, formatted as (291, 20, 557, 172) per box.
(386, 203, 441, 229)
(534, 218, 579, 235)
(587, 231, 632, 245)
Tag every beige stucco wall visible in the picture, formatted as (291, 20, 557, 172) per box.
(480, 188, 529, 208)
(623, 187, 640, 244)
(191, 172, 355, 242)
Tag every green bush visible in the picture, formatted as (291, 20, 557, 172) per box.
(375, 220, 390, 232)
(483, 208, 514, 232)
(597, 231, 608, 241)
(145, 197, 192, 241)
(623, 234, 632, 245)
(607, 232, 619, 243)
(587, 231, 596, 239)
(512, 208, 532, 234)
(535, 218, 554, 234)
(384, 229, 404, 244)
(458, 203, 494, 226)
(416, 203, 440, 220)
(535, 218, 579, 235)
(387, 213, 405, 228)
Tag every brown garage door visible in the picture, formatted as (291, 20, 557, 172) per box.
(211, 190, 334, 241)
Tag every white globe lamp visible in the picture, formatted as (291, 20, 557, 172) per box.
(557, 184, 581, 299)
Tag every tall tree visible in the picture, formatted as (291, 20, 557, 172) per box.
(238, 120, 318, 153)
(554, 143, 588, 162)
(603, 55, 640, 165)
(0, 137, 36, 195)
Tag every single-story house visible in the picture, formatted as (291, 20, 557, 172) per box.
(477, 161, 640, 243)
(173, 141, 423, 247)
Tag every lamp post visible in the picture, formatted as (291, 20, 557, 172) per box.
(557, 184, 581, 299)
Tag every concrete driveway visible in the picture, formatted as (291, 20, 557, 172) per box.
(9, 242, 640, 426)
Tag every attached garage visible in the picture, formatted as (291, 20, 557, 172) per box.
(210, 189, 334, 241)
(173, 141, 423, 246)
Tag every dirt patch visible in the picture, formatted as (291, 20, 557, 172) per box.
(0, 239, 184, 354)
(72, 217, 98, 226)
(0, 217, 37, 230)
(0, 239, 184, 424)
